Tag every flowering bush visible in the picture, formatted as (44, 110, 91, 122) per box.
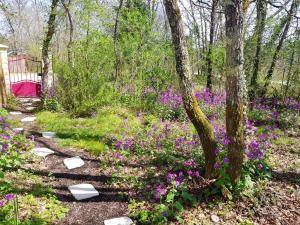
(194, 88, 225, 118)
(158, 87, 226, 121)
(158, 87, 186, 121)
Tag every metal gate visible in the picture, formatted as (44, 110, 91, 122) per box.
(8, 54, 42, 97)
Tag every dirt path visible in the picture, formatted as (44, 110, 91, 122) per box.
(9, 102, 129, 225)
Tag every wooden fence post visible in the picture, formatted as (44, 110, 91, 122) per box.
(0, 44, 9, 108)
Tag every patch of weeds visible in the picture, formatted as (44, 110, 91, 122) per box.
(272, 136, 295, 146)
(7, 95, 18, 108)
(217, 201, 234, 220)
(0, 194, 68, 225)
(1, 168, 68, 224)
(30, 184, 53, 197)
(236, 219, 255, 225)
(43, 98, 61, 112)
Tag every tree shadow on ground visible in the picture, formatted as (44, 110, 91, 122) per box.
(24, 169, 115, 183)
(33, 136, 101, 163)
(271, 170, 300, 185)
(27, 129, 103, 143)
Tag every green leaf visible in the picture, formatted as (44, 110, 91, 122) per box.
(175, 215, 183, 222)
(166, 192, 175, 203)
(182, 191, 192, 201)
(174, 201, 183, 212)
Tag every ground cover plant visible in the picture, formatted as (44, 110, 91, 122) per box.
(0, 110, 68, 224)
(36, 87, 300, 224)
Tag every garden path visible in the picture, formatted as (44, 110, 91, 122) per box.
(10, 98, 130, 225)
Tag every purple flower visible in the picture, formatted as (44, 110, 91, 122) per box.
(175, 179, 182, 187)
(153, 184, 167, 199)
(214, 148, 219, 156)
(223, 157, 229, 165)
(214, 162, 220, 169)
(160, 87, 183, 109)
(178, 171, 184, 177)
(194, 171, 200, 177)
(4, 135, 10, 140)
(183, 159, 198, 168)
(187, 170, 193, 176)
(166, 172, 177, 183)
(4, 194, 14, 201)
(222, 137, 230, 145)
(257, 163, 263, 171)
(194, 91, 201, 100)
(115, 141, 122, 149)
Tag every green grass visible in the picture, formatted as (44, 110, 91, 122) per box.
(36, 106, 142, 155)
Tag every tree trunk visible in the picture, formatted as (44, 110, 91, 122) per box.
(188, 0, 201, 77)
(199, 7, 206, 56)
(0, 58, 7, 108)
(163, 0, 217, 178)
(42, 0, 59, 97)
(113, 0, 124, 80)
(61, 0, 74, 64)
(249, 0, 267, 102)
(206, 0, 218, 91)
(264, 0, 298, 92)
(284, 26, 298, 99)
(224, 0, 247, 184)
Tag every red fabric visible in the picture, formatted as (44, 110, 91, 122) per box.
(11, 82, 42, 97)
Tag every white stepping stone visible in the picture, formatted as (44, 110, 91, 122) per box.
(10, 111, 22, 115)
(104, 217, 133, 225)
(33, 147, 55, 157)
(25, 107, 35, 111)
(42, 132, 56, 139)
(13, 128, 24, 132)
(19, 99, 30, 103)
(32, 99, 41, 102)
(21, 117, 36, 122)
(68, 183, 99, 201)
(23, 102, 32, 106)
(64, 156, 85, 169)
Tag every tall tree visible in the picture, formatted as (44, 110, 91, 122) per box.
(0, 58, 7, 108)
(285, 21, 299, 98)
(224, 0, 247, 184)
(113, 0, 124, 79)
(41, 0, 59, 97)
(249, 0, 267, 102)
(264, 0, 298, 92)
(61, 0, 74, 64)
(0, 0, 17, 49)
(206, 0, 218, 91)
(163, 0, 217, 178)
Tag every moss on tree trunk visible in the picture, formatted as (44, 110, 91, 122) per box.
(164, 0, 217, 178)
